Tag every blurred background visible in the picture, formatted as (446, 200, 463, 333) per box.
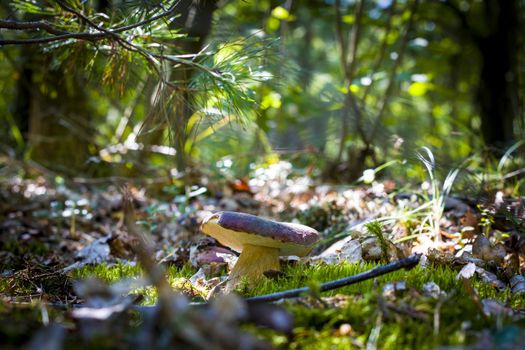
(0, 0, 523, 186)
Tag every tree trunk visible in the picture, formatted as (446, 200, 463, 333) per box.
(28, 60, 93, 174)
(476, 0, 519, 151)
(170, 0, 218, 173)
(12, 49, 33, 154)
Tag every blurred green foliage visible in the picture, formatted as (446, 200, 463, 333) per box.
(0, 0, 523, 184)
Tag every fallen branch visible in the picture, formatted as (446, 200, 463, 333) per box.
(245, 254, 421, 304)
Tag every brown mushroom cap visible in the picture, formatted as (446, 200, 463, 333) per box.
(201, 211, 319, 256)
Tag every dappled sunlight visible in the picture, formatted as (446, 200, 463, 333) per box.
(0, 0, 524, 348)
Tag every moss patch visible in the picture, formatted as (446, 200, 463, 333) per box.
(70, 262, 199, 303)
(67, 261, 525, 349)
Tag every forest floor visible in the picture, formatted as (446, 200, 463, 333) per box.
(1, 159, 525, 349)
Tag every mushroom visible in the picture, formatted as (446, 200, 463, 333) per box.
(201, 211, 319, 290)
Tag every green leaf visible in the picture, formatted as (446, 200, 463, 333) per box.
(342, 15, 355, 24)
(407, 82, 431, 97)
(260, 91, 282, 110)
(271, 6, 291, 20)
(266, 17, 280, 32)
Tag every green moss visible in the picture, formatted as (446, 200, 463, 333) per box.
(244, 262, 524, 307)
(71, 262, 143, 282)
(71, 262, 196, 281)
(70, 262, 199, 304)
(243, 262, 525, 349)
(274, 294, 478, 349)
(67, 261, 525, 349)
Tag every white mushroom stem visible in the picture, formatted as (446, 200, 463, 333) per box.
(226, 244, 280, 291)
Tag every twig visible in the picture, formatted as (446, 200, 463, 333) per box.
(0, 31, 107, 45)
(107, 2, 180, 34)
(244, 254, 421, 304)
(0, 19, 67, 35)
(54, 0, 159, 67)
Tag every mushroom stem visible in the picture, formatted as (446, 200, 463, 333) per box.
(226, 244, 280, 291)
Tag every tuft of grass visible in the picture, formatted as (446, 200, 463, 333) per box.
(417, 147, 460, 242)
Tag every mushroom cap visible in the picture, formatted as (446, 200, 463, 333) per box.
(190, 246, 236, 267)
(201, 211, 319, 256)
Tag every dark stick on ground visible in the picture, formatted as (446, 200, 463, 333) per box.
(244, 254, 422, 304)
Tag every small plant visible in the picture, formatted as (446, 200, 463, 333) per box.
(417, 147, 460, 242)
(365, 221, 390, 262)
(478, 205, 495, 236)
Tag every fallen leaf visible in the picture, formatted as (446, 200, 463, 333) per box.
(63, 237, 111, 272)
(475, 267, 506, 291)
(472, 234, 491, 258)
(230, 178, 252, 193)
(456, 262, 476, 280)
(422, 281, 445, 299)
(382, 281, 407, 298)
(481, 299, 514, 318)
(190, 245, 237, 268)
(472, 234, 506, 264)
(510, 275, 525, 294)
(460, 211, 479, 238)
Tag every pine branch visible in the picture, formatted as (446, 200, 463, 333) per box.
(0, 0, 226, 89)
(0, 0, 180, 45)
(0, 19, 66, 35)
(0, 31, 106, 45)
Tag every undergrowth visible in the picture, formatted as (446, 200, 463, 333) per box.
(68, 261, 525, 349)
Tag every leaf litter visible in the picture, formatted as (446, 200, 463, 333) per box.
(1, 161, 525, 348)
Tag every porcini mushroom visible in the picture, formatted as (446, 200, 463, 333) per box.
(201, 211, 319, 291)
